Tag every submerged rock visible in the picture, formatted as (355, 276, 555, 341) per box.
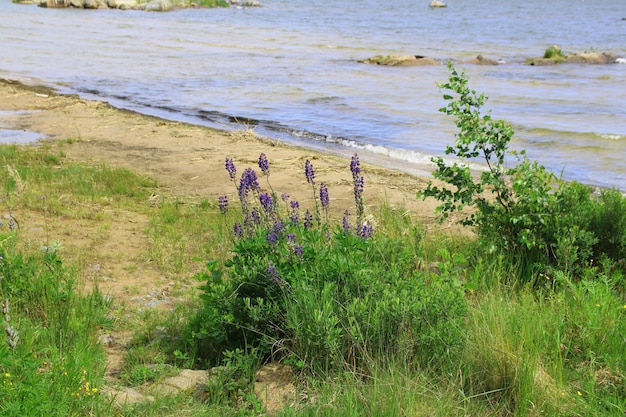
(358, 55, 439, 66)
(527, 46, 622, 65)
(465, 55, 500, 65)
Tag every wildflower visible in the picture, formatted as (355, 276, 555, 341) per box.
(258, 153, 270, 176)
(354, 175, 364, 195)
(2, 299, 18, 349)
(304, 210, 314, 230)
(272, 220, 284, 236)
(305, 159, 315, 185)
(350, 153, 361, 177)
(267, 261, 285, 285)
(357, 222, 373, 239)
(351, 154, 365, 222)
(342, 210, 351, 233)
(281, 192, 290, 202)
(225, 157, 237, 181)
(248, 208, 261, 226)
(294, 244, 304, 258)
(233, 222, 243, 238)
(319, 182, 330, 209)
(260, 192, 274, 213)
(266, 232, 278, 246)
(239, 168, 260, 193)
(218, 195, 229, 214)
(287, 233, 296, 243)
(289, 200, 300, 225)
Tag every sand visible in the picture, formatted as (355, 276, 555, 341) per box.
(0, 78, 447, 222)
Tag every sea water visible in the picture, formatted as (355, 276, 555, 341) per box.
(1, 0, 624, 188)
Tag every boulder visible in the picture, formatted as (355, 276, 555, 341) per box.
(39, 0, 69, 7)
(83, 0, 100, 8)
(254, 363, 296, 415)
(107, 0, 137, 8)
(142, 0, 173, 11)
(358, 55, 439, 66)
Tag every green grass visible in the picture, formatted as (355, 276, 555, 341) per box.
(0, 142, 624, 416)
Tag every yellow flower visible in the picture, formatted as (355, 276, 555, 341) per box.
(4, 373, 10, 378)
(577, 391, 582, 396)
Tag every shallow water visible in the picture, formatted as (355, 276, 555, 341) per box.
(1, 0, 624, 188)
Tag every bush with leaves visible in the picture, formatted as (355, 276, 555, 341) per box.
(187, 154, 467, 374)
(420, 63, 626, 278)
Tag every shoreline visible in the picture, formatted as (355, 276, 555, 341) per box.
(0, 78, 448, 226)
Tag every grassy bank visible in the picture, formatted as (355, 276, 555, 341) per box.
(1, 66, 624, 416)
(0, 140, 623, 416)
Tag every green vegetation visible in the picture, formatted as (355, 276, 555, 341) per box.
(421, 62, 626, 283)
(0, 227, 110, 415)
(544, 45, 566, 60)
(0, 64, 624, 416)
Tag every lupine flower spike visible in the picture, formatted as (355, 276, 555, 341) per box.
(258, 153, 270, 176)
(225, 157, 237, 181)
(218, 195, 229, 214)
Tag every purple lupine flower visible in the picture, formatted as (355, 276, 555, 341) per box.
(266, 232, 278, 246)
(225, 157, 237, 181)
(287, 233, 296, 243)
(250, 208, 261, 225)
(272, 220, 284, 236)
(350, 154, 361, 177)
(281, 192, 290, 202)
(258, 153, 270, 176)
(304, 210, 314, 230)
(289, 200, 300, 225)
(357, 222, 373, 239)
(354, 176, 364, 195)
(304, 160, 315, 185)
(342, 210, 351, 233)
(294, 244, 304, 258)
(290, 211, 299, 226)
(239, 168, 259, 193)
(267, 261, 285, 285)
(260, 192, 274, 213)
(233, 222, 243, 238)
(319, 182, 329, 209)
(218, 195, 229, 214)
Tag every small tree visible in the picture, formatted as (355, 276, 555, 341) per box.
(420, 63, 561, 267)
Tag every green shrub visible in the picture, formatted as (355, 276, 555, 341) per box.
(187, 154, 467, 374)
(420, 63, 626, 282)
(544, 45, 565, 59)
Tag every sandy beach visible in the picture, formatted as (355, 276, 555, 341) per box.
(0, 78, 446, 224)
